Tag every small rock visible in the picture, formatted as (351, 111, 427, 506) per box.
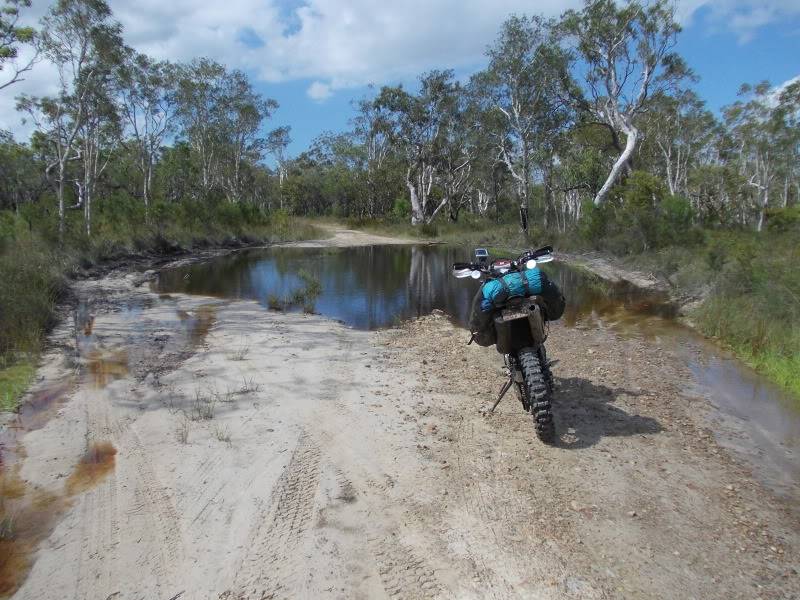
(628, 511, 637, 518)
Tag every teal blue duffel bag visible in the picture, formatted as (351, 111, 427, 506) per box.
(479, 268, 543, 310)
(479, 267, 565, 321)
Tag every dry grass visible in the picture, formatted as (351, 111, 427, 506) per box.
(191, 389, 217, 420)
(176, 414, 191, 444)
(212, 424, 232, 446)
(239, 376, 261, 394)
(228, 339, 250, 361)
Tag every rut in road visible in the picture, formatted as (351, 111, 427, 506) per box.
(229, 434, 322, 600)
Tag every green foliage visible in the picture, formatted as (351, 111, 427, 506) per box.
(392, 196, 410, 220)
(0, 359, 35, 411)
(294, 269, 322, 304)
(267, 294, 284, 311)
(419, 222, 439, 238)
(578, 171, 701, 253)
(0, 236, 68, 360)
(0, 0, 35, 82)
(766, 207, 800, 234)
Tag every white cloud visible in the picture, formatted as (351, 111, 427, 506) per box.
(307, 81, 333, 101)
(1, 0, 797, 137)
(679, 0, 800, 42)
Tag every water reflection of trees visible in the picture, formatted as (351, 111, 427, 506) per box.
(157, 245, 482, 330)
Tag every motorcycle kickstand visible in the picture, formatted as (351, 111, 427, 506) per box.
(489, 376, 514, 413)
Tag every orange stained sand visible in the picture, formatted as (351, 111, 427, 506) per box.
(0, 489, 68, 598)
(86, 350, 129, 388)
(65, 442, 118, 496)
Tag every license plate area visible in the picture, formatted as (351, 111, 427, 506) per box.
(500, 307, 529, 321)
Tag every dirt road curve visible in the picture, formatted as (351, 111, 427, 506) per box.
(2, 231, 798, 600)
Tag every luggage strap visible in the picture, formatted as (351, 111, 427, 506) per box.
(498, 276, 511, 301)
(521, 272, 531, 296)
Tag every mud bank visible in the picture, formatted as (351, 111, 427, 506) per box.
(1, 228, 797, 599)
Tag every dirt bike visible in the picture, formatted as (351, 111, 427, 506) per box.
(453, 246, 558, 443)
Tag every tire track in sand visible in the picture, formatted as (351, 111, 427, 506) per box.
(228, 433, 321, 600)
(123, 427, 185, 596)
(370, 534, 445, 600)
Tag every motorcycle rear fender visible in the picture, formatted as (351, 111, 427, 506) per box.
(493, 297, 546, 354)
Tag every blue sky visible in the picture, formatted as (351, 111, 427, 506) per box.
(2, 0, 798, 156)
(268, 5, 800, 155)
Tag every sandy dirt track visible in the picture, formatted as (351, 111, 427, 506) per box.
(2, 230, 798, 600)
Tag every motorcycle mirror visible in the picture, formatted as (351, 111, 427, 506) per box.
(471, 270, 482, 279)
(453, 269, 472, 278)
(525, 259, 537, 269)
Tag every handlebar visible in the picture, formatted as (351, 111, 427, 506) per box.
(452, 246, 554, 279)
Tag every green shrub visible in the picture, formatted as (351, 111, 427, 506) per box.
(693, 229, 800, 399)
(420, 222, 438, 238)
(392, 196, 411, 220)
(766, 206, 800, 233)
(576, 172, 702, 254)
(0, 238, 68, 359)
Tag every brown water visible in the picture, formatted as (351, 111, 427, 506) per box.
(65, 442, 118, 496)
(0, 433, 117, 598)
(0, 438, 118, 599)
(155, 244, 799, 497)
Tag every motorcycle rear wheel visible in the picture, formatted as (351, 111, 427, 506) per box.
(518, 348, 556, 444)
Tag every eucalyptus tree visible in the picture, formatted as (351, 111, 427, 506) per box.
(16, 0, 122, 240)
(772, 80, 800, 208)
(76, 65, 121, 236)
(560, 0, 689, 206)
(724, 82, 785, 231)
(176, 60, 277, 203)
(267, 126, 291, 184)
(0, 0, 37, 91)
(116, 51, 179, 209)
(0, 131, 44, 212)
(266, 125, 291, 210)
(305, 130, 367, 216)
(643, 90, 716, 198)
(175, 58, 227, 195)
(374, 70, 459, 225)
(218, 70, 277, 203)
(352, 94, 391, 217)
(438, 89, 479, 222)
(473, 15, 571, 230)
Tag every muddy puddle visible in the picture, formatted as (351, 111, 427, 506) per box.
(0, 486, 66, 598)
(72, 299, 218, 388)
(0, 438, 115, 598)
(156, 244, 800, 498)
(0, 297, 219, 597)
(0, 382, 73, 471)
(0, 371, 116, 598)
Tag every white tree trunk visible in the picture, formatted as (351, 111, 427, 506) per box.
(594, 126, 639, 206)
(406, 168, 423, 225)
(757, 188, 769, 232)
(58, 164, 66, 241)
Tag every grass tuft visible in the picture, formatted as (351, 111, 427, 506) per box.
(0, 359, 36, 412)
